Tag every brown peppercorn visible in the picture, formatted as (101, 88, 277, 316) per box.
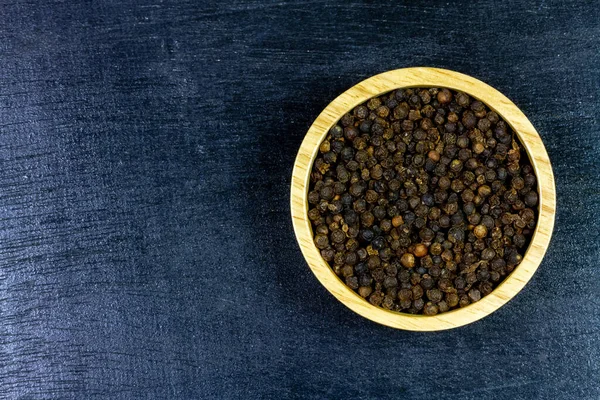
(438, 300, 449, 313)
(446, 292, 459, 307)
(369, 291, 385, 306)
(401, 253, 416, 268)
(365, 189, 379, 204)
(419, 89, 432, 104)
(437, 89, 452, 104)
(367, 97, 382, 110)
(392, 215, 404, 227)
(408, 109, 421, 121)
(341, 265, 354, 278)
(398, 288, 413, 301)
(478, 185, 492, 197)
(459, 295, 471, 307)
(376, 105, 390, 118)
(428, 150, 440, 162)
(314, 234, 329, 249)
(423, 302, 439, 315)
(413, 244, 428, 258)
(429, 242, 442, 256)
(473, 225, 488, 239)
(382, 295, 395, 309)
(358, 286, 373, 298)
(472, 142, 485, 154)
(361, 212, 375, 227)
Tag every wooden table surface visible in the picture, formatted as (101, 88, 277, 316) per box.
(0, 1, 598, 399)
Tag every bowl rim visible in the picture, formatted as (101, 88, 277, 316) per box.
(290, 67, 556, 331)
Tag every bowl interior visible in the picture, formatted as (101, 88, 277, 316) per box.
(290, 68, 556, 331)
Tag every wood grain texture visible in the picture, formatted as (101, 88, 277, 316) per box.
(291, 68, 556, 330)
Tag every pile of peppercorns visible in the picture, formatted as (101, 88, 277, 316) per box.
(308, 88, 538, 315)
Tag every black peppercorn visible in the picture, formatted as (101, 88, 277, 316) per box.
(314, 234, 329, 249)
(309, 88, 537, 315)
(413, 298, 425, 311)
(524, 190, 538, 207)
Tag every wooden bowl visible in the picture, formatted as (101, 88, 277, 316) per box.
(290, 67, 556, 331)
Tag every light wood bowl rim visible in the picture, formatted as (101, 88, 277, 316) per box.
(290, 67, 556, 331)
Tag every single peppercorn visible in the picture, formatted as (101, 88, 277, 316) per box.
(468, 289, 481, 302)
(314, 234, 329, 249)
(413, 298, 425, 311)
(357, 286, 372, 298)
(413, 244, 428, 258)
(401, 253, 416, 268)
(427, 288, 443, 303)
(473, 225, 488, 239)
(392, 215, 404, 227)
(411, 284, 424, 299)
(423, 302, 439, 315)
(524, 190, 538, 207)
(437, 89, 452, 104)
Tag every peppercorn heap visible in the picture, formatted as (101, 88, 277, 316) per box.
(308, 88, 538, 315)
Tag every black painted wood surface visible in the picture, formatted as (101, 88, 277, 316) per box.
(0, 1, 599, 399)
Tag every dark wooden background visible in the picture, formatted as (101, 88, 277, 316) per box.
(0, 1, 598, 399)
